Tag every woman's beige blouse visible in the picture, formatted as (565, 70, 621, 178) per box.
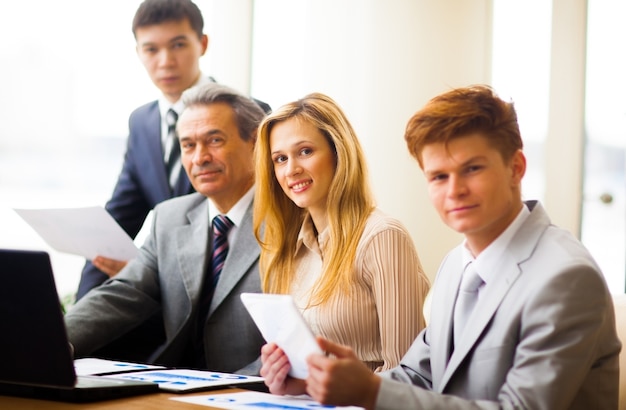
(290, 208, 430, 372)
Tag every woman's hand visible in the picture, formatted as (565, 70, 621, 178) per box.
(260, 342, 306, 396)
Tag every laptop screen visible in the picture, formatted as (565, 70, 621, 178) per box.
(0, 249, 76, 388)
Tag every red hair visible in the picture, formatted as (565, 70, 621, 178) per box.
(405, 84, 523, 168)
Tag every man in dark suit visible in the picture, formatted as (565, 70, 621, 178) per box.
(65, 82, 266, 374)
(261, 85, 620, 408)
(76, 0, 270, 300)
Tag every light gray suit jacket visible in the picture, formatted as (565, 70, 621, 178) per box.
(65, 192, 264, 374)
(377, 201, 620, 409)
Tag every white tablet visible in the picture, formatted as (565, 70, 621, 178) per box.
(240, 293, 323, 379)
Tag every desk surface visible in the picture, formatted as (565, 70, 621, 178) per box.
(0, 388, 245, 409)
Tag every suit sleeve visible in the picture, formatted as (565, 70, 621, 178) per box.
(103, 126, 153, 239)
(252, 97, 272, 114)
(65, 207, 164, 357)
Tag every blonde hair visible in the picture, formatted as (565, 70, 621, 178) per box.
(253, 93, 375, 305)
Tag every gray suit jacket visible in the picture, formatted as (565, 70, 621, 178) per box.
(377, 201, 620, 409)
(65, 192, 264, 374)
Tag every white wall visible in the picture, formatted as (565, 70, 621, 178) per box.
(246, 0, 493, 280)
(200, 0, 254, 92)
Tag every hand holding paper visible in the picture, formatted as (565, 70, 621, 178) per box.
(240, 293, 323, 379)
(92, 256, 129, 277)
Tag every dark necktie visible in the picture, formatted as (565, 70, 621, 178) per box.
(195, 215, 234, 366)
(453, 263, 483, 349)
(164, 108, 180, 190)
(209, 215, 234, 291)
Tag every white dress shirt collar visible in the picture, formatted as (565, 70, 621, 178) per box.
(206, 186, 255, 244)
(462, 203, 531, 285)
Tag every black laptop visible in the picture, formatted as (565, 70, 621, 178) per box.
(0, 248, 159, 402)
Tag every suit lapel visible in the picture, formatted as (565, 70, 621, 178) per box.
(438, 201, 550, 391)
(175, 198, 210, 305)
(440, 252, 522, 390)
(429, 251, 463, 385)
(172, 172, 193, 196)
(143, 103, 172, 201)
(209, 202, 259, 316)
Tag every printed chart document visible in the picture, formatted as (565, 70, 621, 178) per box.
(102, 369, 264, 393)
(172, 391, 364, 409)
(14, 206, 138, 261)
(74, 358, 166, 376)
(240, 293, 323, 379)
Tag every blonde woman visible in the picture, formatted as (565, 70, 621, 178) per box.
(253, 93, 430, 395)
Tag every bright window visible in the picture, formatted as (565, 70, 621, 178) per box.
(581, 0, 626, 293)
(491, 0, 552, 202)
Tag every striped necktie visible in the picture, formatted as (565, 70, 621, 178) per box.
(210, 215, 234, 290)
(164, 108, 180, 190)
(194, 215, 234, 367)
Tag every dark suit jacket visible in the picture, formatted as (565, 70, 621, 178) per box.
(65, 193, 265, 374)
(76, 87, 270, 300)
(377, 201, 620, 409)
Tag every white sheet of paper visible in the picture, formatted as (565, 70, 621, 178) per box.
(74, 358, 166, 376)
(102, 369, 264, 393)
(14, 206, 138, 261)
(172, 391, 364, 409)
(240, 293, 323, 379)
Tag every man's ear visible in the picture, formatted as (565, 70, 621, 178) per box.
(511, 149, 526, 184)
(200, 34, 209, 55)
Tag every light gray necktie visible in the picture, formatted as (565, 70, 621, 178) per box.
(453, 263, 484, 349)
(164, 108, 180, 189)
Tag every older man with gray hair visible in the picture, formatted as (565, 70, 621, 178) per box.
(65, 83, 267, 374)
